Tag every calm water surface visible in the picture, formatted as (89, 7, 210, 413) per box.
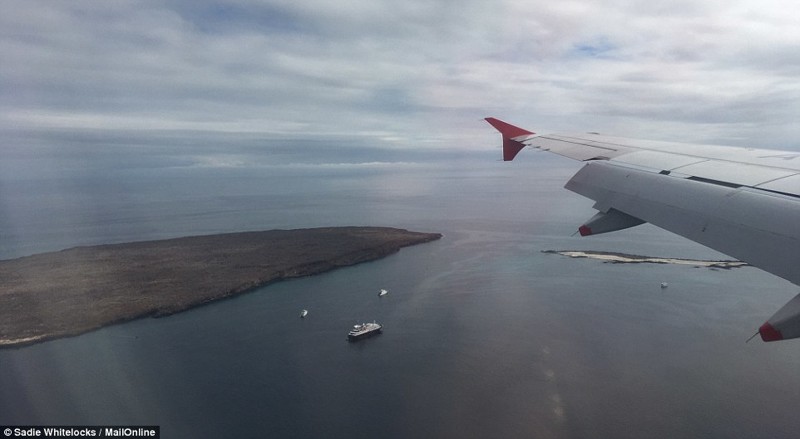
(1, 154, 798, 438)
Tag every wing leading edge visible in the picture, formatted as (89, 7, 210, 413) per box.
(486, 117, 800, 342)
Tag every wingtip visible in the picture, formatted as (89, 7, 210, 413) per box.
(484, 117, 535, 137)
(484, 117, 535, 161)
(758, 322, 784, 342)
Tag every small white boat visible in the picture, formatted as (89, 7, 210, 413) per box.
(300, 309, 308, 318)
(660, 282, 668, 289)
(378, 289, 388, 297)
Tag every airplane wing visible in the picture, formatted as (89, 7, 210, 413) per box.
(486, 117, 800, 342)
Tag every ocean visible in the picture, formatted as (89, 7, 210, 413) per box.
(1, 147, 799, 438)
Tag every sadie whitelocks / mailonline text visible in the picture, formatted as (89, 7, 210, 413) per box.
(1, 426, 160, 438)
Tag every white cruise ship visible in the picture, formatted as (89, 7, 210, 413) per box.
(348, 322, 382, 341)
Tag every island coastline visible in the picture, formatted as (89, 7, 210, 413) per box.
(543, 250, 749, 269)
(0, 227, 441, 348)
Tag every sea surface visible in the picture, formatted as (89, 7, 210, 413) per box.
(1, 148, 799, 438)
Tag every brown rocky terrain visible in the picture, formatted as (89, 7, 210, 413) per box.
(0, 226, 441, 348)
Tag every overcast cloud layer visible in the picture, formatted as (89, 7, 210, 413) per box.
(3, 0, 800, 160)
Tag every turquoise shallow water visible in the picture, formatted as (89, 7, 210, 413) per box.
(1, 155, 799, 438)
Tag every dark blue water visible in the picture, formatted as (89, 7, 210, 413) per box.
(1, 152, 799, 438)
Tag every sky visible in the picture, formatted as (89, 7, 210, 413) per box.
(3, 0, 800, 168)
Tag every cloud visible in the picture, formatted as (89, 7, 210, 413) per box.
(2, 0, 800, 158)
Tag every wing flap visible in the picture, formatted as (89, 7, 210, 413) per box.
(611, 151, 707, 172)
(673, 161, 798, 187)
(756, 174, 800, 197)
(525, 135, 627, 161)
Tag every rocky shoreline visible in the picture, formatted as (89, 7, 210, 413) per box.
(543, 250, 748, 269)
(0, 227, 442, 348)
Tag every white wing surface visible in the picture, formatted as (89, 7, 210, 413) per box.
(486, 117, 800, 342)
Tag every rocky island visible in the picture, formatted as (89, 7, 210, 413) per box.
(0, 227, 441, 348)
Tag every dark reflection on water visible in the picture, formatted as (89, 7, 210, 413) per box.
(2, 156, 799, 438)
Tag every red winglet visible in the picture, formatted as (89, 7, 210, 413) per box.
(759, 322, 784, 342)
(485, 117, 535, 161)
(485, 117, 535, 138)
